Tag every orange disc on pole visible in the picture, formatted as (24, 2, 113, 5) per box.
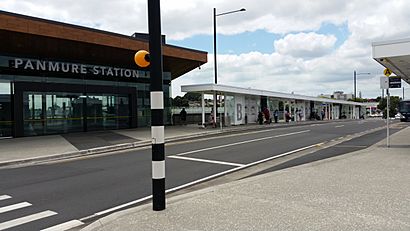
(134, 50, 150, 68)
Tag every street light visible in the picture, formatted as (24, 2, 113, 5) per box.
(213, 7, 246, 85)
(353, 71, 371, 100)
(213, 7, 246, 128)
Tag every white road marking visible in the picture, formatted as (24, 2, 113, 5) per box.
(93, 195, 152, 217)
(168, 143, 324, 194)
(335, 125, 345, 128)
(244, 143, 324, 167)
(168, 156, 245, 167)
(334, 145, 367, 148)
(41, 220, 84, 231)
(0, 210, 57, 231)
(0, 202, 32, 214)
(169, 121, 344, 146)
(175, 130, 310, 156)
(87, 142, 322, 220)
(0, 195, 11, 201)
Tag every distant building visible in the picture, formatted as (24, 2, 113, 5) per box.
(319, 91, 353, 101)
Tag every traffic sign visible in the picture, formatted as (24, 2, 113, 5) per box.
(383, 68, 392, 77)
(380, 76, 389, 89)
(389, 77, 401, 88)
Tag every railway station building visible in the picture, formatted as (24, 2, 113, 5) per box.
(0, 11, 207, 138)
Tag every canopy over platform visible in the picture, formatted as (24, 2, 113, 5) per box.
(182, 84, 367, 127)
(182, 84, 367, 106)
(372, 38, 410, 84)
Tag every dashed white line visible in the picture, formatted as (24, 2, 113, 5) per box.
(93, 195, 152, 217)
(175, 130, 310, 156)
(41, 220, 84, 231)
(335, 125, 345, 128)
(0, 210, 57, 231)
(168, 156, 245, 167)
(0, 202, 32, 214)
(0, 195, 11, 201)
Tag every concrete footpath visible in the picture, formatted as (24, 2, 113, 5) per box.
(82, 126, 410, 231)
(0, 120, 332, 167)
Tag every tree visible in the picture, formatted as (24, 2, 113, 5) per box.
(172, 96, 189, 107)
(348, 98, 368, 102)
(375, 96, 381, 102)
(184, 92, 201, 102)
(171, 92, 201, 107)
(378, 96, 400, 118)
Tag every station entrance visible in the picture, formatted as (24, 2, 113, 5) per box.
(13, 82, 137, 137)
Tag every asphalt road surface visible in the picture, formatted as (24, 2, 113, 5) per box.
(0, 119, 405, 231)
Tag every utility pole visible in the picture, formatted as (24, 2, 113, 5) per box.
(353, 70, 356, 100)
(386, 89, 390, 147)
(403, 86, 405, 100)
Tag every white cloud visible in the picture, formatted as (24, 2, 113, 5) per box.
(2, 0, 410, 99)
(274, 33, 337, 58)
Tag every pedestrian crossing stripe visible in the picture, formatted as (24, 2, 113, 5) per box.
(0, 210, 57, 230)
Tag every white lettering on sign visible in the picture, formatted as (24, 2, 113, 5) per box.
(80, 65, 87, 74)
(24, 60, 34, 70)
(36, 61, 46, 71)
(49, 62, 59, 72)
(10, 58, 145, 79)
(93, 66, 99, 75)
(14, 58, 23, 68)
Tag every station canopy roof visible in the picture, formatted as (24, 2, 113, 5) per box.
(372, 38, 410, 84)
(182, 84, 367, 106)
(0, 10, 207, 79)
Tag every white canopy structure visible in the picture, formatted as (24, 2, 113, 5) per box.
(372, 38, 410, 84)
(182, 84, 367, 126)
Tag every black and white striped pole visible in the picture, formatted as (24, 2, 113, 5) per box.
(134, 0, 165, 211)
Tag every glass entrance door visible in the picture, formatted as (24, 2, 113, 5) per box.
(23, 92, 130, 136)
(23, 93, 45, 136)
(0, 82, 12, 137)
(86, 94, 130, 131)
(45, 93, 83, 134)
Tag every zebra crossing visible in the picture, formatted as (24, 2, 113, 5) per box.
(0, 194, 84, 231)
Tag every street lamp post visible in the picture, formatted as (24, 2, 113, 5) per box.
(353, 71, 370, 100)
(213, 7, 246, 128)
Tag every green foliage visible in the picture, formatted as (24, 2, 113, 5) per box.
(378, 96, 400, 118)
(184, 92, 202, 102)
(171, 92, 202, 107)
(172, 95, 189, 107)
(348, 98, 368, 102)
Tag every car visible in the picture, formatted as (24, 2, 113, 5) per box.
(395, 113, 404, 120)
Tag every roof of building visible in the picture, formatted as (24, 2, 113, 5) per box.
(372, 38, 410, 84)
(0, 10, 207, 79)
(181, 84, 367, 106)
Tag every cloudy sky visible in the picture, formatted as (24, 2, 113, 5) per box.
(1, 0, 410, 98)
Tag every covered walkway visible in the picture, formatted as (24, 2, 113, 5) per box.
(181, 84, 367, 127)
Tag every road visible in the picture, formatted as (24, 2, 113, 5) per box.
(0, 119, 405, 230)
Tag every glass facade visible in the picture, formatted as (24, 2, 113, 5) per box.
(0, 55, 172, 137)
(22, 92, 132, 136)
(0, 81, 11, 137)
